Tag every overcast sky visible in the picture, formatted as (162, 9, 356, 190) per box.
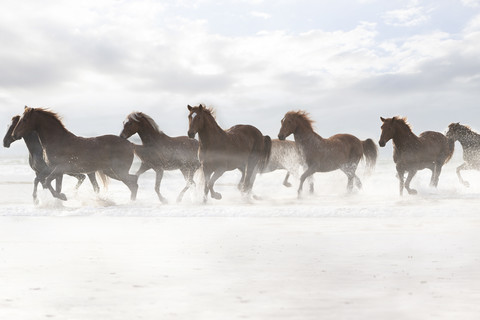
(2, 0, 480, 156)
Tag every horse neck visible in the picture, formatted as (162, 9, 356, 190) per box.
(392, 124, 418, 150)
(456, 129, 479, 148)
(34, 115, 75, 148)
(197, 115, 227, 147)
(293, 122, 322, 147)
(137, 121, 167, 145)
(23, 132, 44, 157)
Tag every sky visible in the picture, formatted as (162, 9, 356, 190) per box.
(2, 0, 480, 156)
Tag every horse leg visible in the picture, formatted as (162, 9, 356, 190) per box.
(44, 171, 67, 201)
(69, 173, 86, 189)
(136, 162, 151, 177)
(396, 167, 405, 196)
(307, 175, 315, 194)
(32, 176, 41, 204)
(405, 170, 418, 195)
(456, 162, 470, 187)
(298, 167, 316, 199)
(432, 163, 443, 188)
(237, 168, 245, 190)
(108, 169, 138, 201)
(154, 169, 168, 204)
(87, 173, 100, 193)
(209, 170, 226, 200)
(176, 168, 195, 203)
(283, 172, 292, 188)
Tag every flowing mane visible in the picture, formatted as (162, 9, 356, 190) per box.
(392, 116, 413, 132)
(285, 110, 315, 130)
(127, 112, 163, 134)
(448, 122, 479, 135)
(28, 107, 67, 130)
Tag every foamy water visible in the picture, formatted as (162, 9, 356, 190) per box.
(0, 155, 479, 319)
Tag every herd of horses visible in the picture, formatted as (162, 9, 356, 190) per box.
(3, 105, 480, 204)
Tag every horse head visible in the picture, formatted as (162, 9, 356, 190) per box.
(12, 106, 35, 140)
(379, 117, 394, 147)
(121, 113, 142, 139)
(278, 112, 299, 140)
(3, 115, 21, 148)
(187, 104, 206, 139)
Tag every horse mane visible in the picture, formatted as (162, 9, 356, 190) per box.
(199, 104, 216, 118)
(30, 107, 67, 130)
(286, 110, 315, 130)
(392, 116, 413, 132)
(127, 112, 163, 134)
(449, 122, 480, 136)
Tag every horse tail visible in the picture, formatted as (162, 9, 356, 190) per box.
(96, 171, 110, 190)
(257, 135, 272, 173)
(362, 138, 378, 175)
(444, 136, 455, 164)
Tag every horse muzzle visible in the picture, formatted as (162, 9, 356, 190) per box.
(378, 140, 386, 147)
(188, 131, 196, 139)
(278, 134, 286, 141)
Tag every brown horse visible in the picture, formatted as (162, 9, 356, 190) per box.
(120, 112, 200, 203)
(12, 107, 138, 201)
(379, 116, 454, 195)
(446, 122, 480, 187)
(187, 104, 271, 202)
(278, 110, 377, 197)
(4, 115, 100, 204)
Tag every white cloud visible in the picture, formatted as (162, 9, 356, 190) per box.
(461, 0, 480, 7)
(250, 11, 272, 19)
(383, 5, 431, 27)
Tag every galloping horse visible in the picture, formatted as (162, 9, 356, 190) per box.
(278, 110, 377, 197)
(12, 107, 138, 201)
(187, 104, 271, 202)
(446, 122, 480, 187)
(3, 115, 100, 203)
(379, 116, 454, 195)
(120, 112, 200, 203)
(262, 139, 314, 191)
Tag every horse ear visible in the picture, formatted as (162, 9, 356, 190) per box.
(199, 104, 204, 111)
(187, 105, 192, 111)
(380, 117, 385, 122)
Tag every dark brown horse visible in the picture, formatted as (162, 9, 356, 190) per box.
(12, 107, 138, 201)
(187, 104, 271, 202)
(3, 115, 100, 204)
(379, 116, 454, 195)
(278, 111, 377, 197)
(446, 122, 480, 187)
(120, 112, 200, 203)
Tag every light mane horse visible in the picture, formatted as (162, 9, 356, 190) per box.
(120, 112, 200, 203)
(379, 116, 454, 195)
(446, 122, 480, 187)
(12, 107, 138, 201)
(262, 139, 314, 191)
(278, 110, 377, 197)
(187, 104, 271, 202)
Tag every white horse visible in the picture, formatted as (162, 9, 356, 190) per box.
(262, 139, 314, 192)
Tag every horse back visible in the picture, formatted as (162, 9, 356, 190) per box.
(225, 125, 264, 150)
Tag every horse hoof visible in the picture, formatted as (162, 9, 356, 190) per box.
(283, 182, 292, 188)
(463, 181, 470, 188)
(408, 189, 418, 195)
(211, 192, 222, 200)
(159, 197, 168, 204)
(58, 193, 67, 201)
